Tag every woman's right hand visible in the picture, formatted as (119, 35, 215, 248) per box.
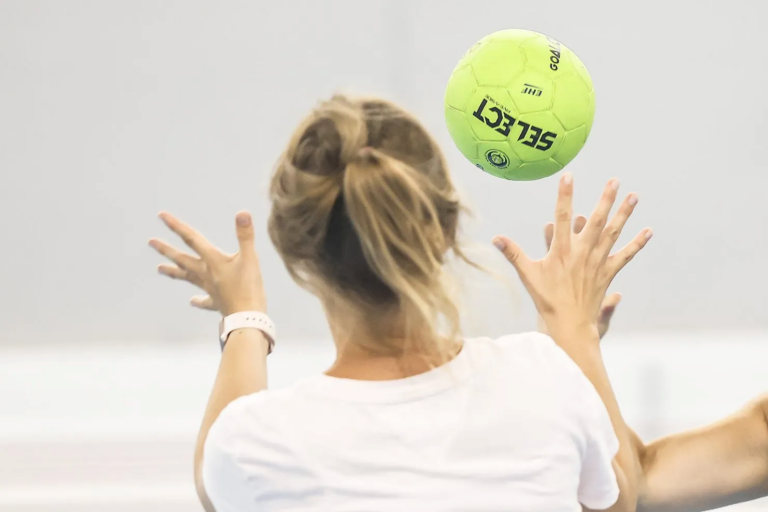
(493, 172, 652, 346)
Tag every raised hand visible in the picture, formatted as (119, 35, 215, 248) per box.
(540, 216, 622, 340)
(494, 173, 651, 346)
(149, 211, 266, 316)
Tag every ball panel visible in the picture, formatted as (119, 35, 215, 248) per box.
(520, 33, 574, 77)
(452, 34, 495, 72)
(508, 159, 563, 181)
(571, 49, 594, 93)
(470, 39, 526, 87)
(585, 90, 596, 136)
(444, 107, 478, 160)
(507, 69, 555, 114)
(444, 65, 477, 111)
(488, 29, 540, 44)
(553, 125, 588, 167)
(551, 73, 593, 131)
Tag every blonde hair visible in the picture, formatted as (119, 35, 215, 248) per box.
(268, 95, 473, 361)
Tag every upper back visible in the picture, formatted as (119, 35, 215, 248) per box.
(203, 332, 619, 512)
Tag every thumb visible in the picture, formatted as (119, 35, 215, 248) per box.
(493, 236, 532, 273)
(601, 292, 622, 310)
(190, 295, 216, 311)
(235, 211, 256, 254)
(599, 293, 622, 321)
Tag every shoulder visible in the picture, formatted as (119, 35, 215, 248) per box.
(206, 387, 302, 446)
(202, 388, 309, 499)
(480, 332, 606, 409)
(203, 387, 307, 469)
(482, 331, 586, 376)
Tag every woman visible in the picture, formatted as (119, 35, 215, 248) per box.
(149, 96, 652, 511)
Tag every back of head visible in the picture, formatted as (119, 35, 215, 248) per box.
(268, 95, 469, 358)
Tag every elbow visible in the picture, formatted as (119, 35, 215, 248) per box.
(194, 454, 216, 512)
(753, 393, 768, 446)
(194, 461, 206, 502)
(758, 394, 768, 425)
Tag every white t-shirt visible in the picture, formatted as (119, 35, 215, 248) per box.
(203, 332, 620, 512)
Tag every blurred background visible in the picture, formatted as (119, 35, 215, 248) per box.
(0, 0, 766, 510)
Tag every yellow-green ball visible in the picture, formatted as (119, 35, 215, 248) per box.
(445, 29, 595, 181)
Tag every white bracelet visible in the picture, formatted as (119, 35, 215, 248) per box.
(219, 311, 276, 354)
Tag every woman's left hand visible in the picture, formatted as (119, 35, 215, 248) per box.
(149, 211, 267, 316)
(537, 216, 622, 340)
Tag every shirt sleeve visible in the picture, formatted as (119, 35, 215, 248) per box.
(202, 396, 260, 512)
(572, 368, 621, 510)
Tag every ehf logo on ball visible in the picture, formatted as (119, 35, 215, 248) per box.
(444, 29, 595, 181)
(485, 149, 510, 169)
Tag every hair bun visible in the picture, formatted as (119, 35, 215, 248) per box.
(292, 117, 346, 177)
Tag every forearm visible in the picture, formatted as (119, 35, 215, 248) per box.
(552, 326, 638, 511)
(194, 329, 270, 511)
(636, 395, 768, 512)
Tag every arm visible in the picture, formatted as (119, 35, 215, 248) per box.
(194, 330, 269, 512)
(495, 175, 650, 512)
(540, 216, 636, 511)
(150, 211, 268, 512)
(631, 395, 768, 512)
(553, 328, 639, 512)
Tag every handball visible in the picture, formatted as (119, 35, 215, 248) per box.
(444, 29, 595, 181)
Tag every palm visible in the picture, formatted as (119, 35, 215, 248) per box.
(539, 215, 621, 340)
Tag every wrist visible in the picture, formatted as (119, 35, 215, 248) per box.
(224, 328, 271, 355)
(545, 321, 601, 351)
(541, 313, 598, 336)
(219, 311, 276, 354)
(221, 302, 266, 317)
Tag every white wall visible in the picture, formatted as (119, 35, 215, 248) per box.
(1, 0, 768, 345)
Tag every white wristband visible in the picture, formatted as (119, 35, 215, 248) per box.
(219, 311, 276, 354)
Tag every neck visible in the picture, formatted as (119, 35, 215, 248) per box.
(325, 321, 461, 381)
(321, 298, 461, 381)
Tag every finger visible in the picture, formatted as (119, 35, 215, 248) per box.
(159, 212, 217, 259)
(190, 295, 216, 310)
(599, 305, 617, 326)
(596, 193, 639, 257)
(608, 229, 653, 274)
(552, 172, 574, 253)
(597, 293, 621, 338)
(546, 215, 585, 252)
(157, 264, 190, 281)
(157, 264, 204, 287)
(582, 179, 620, 244)
(235, 211, 257, 256)
(544, 223, 554, 251)
(601, 292, 622, 311)
(573, 215, 587, 235)
(149, 238, 200, 270)
(598, 292, 622, 326)
(493, 236, 533, 274)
